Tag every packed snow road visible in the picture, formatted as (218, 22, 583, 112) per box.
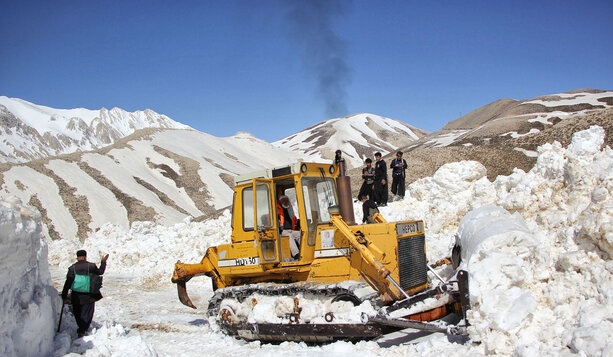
(51, 267, 447, 356)
(47, 207, 469, 356)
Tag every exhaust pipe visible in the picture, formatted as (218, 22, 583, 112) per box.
(336, 160, 355, 225)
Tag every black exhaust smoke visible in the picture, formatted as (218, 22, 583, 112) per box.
(283, 0, 351, 118)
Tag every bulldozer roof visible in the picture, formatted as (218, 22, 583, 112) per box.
(234, 162, 337, 185)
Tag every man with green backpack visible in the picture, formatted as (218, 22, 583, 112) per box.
(61, 250, 109, 337)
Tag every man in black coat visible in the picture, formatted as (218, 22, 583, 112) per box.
(357, 158, 375, 201)
(360, 195, 379, 224)
(389, 151, 408, 200)
(373, 152, 388, 206)
(61, 250, 108, 337)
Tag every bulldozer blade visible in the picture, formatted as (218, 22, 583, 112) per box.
(375, 313, 469, 347)
(370, 314, 468, 336)
(177, 281, 197, 309)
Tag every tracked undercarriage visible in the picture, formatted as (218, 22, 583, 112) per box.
(207, 271, 470, 343)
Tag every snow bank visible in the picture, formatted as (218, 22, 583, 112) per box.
(377, 126, 613, 355)
(463, 126, 613, 356)
(0, 196, 59, 357)
(48, 212, 232, 287)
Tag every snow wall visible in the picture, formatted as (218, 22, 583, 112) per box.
(0, 197, 60, 357)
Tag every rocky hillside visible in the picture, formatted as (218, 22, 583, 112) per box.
(347, 89, 613, 191)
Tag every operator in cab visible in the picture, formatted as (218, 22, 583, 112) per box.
(277, 195, 301, 259)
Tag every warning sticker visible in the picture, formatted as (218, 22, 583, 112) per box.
(320, 229, 335, 249)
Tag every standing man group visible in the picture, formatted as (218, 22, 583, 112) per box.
(359, 150, 408, 207)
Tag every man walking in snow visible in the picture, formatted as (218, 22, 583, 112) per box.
(61, 250, 108, 337)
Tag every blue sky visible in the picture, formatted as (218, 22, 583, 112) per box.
(2, 0, 612, 142)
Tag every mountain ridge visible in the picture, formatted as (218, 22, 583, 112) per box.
(0, 96, 191, 163)
(0, 88, 611, 243)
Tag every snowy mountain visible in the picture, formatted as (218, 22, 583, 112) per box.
(0, 96, 191, 163)
(0, 97, 425, 169)
(0, 101, 427, 242)
(274, 113, 428, 169)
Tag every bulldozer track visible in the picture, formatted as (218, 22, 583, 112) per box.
(207, 280, 378, 318)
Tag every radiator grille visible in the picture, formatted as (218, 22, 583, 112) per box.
(397, 235, 428, 289)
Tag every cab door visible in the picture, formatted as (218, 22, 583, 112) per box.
(252, 179, 280, 266)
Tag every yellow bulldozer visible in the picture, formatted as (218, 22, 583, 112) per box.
(172, 161, 469, 343)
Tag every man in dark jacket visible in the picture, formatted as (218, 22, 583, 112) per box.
(373, 152, 388, 206)
(360, 195, 379, 224)
(357, 158, 375, 201)
(61, 250, 108, 337)
(389, 151, 408, 200)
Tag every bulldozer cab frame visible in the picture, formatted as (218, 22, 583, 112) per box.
(251, 178, 280, 265)
(234, 163, 341, 265)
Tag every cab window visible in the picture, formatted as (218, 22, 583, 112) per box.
(242, 184, 272, 231)
(301, 177, 338, 245)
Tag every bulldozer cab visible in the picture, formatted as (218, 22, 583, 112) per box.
(233, 163, 341, 264)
